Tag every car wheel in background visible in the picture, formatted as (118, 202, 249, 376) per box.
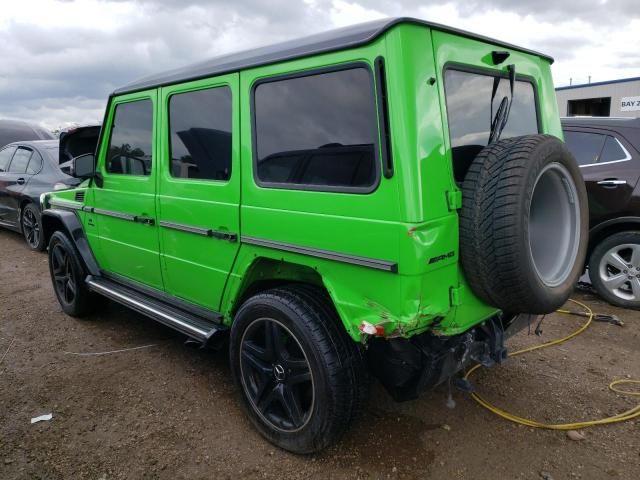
(21, 203, 46, 251)
(589, 231, 640, 309)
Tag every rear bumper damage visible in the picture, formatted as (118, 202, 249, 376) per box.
(367, 313, 537, 401)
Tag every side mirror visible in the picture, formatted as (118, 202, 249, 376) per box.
(72, 153, 95, 179)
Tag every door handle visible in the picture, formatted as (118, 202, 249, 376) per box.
(16, 177, 25, 185)
(597, 179, 627, 187)
(134, 215, 155, 226)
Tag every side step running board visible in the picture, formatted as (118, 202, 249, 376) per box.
(86, 275, 225, 344)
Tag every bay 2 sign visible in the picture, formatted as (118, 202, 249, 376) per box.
(621, 96, 640, 112)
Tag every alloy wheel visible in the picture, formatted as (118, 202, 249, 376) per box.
(239, 318, 314, 432)
(22, 209, 41, 249)
(51, 244, 77, 305)
(598, 243, 640, 301)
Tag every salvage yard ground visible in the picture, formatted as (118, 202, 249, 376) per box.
(1, 229, 639, 480)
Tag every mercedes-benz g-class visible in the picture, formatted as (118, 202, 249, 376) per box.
(41, 18, 588, 453)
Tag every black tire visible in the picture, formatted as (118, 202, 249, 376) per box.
(285, 283, 369, 418)
(21, 203, 46, 251)
(48, 231, 97, 317)
(589, 231, 640, 309)
(460, 134, 588, 314)
(229, 285, 366, 454)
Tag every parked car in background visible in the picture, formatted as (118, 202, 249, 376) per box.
(0, 119, 54, 148)
(0, 140, 80, 250)
(562, 117, 640, 308)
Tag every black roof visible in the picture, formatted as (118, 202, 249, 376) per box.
(114, 17, 554, 95)
(556, 76, 640, 91)
(561, 117, 640, 129)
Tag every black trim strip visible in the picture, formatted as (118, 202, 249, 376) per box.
(241, 236, 398, 273)
(48, 199, 82, 211)
(86, 207, 155, 225)
(159, 220, 237, 242)
(374, 56, 393, 178)
(91, 207, 134, 221)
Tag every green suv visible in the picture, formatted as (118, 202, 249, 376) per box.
(41, 18, 588, 453)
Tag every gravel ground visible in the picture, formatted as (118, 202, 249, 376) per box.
(1, 229, 639, 480)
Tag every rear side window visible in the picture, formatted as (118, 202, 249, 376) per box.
(169, 86, 232, 181)
(444, 69, 539, 181)
(8, 148, 32, 173)
(563, 131, 606, 166)
(0, 146, 16, 172)
(600, 135, 629, 163)
(253, 66, 379, 192)
(26, 150, 43, 174)
(106, 99, 153, 176)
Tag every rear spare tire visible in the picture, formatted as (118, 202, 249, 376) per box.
(460, 134, 588, 314)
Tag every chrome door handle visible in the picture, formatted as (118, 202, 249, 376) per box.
(597, 180, 627, 186)
(16, 177, 25, 185)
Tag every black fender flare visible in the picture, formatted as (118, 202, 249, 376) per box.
(41, 208, 100, 276)
(587, 216, 640, 260)
(589, 216, 640, 238)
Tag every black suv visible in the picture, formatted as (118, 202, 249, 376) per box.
(562, 117, 640, 308)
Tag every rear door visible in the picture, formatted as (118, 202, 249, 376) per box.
(156, 74, 240, 311)
(563, 128, 640, 225)
(91, 91, 163, 289)
(0, 146, 34, 225)
(0, 146, 17, 225)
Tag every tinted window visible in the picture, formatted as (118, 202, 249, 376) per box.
(444, 70, 538, 149)
(169, 86, 232, 181)
(600, 135, 628, 163)
(563, 131, 606, 166)
(0, 146, 16, 172)
(254, 67, 378, 190)
(444, 69, 539, 181)
(8, 148, 32, 173)
(106, 99, 153, 176)
(26, 150, 43, 174)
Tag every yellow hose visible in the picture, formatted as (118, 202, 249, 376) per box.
(464, 298, 640, 429)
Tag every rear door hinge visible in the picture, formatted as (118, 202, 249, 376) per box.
(447, 190, 462, 211)
(450, 285, 462, 307)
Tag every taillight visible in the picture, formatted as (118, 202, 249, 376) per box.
(359, 321, 385, 337)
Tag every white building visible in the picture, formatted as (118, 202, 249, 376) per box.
(556, 76, 640, 118)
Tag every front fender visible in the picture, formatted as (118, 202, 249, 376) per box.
(41, 208, 100, 276)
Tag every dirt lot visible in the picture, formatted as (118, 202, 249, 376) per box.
(1, 229, 639, 480)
